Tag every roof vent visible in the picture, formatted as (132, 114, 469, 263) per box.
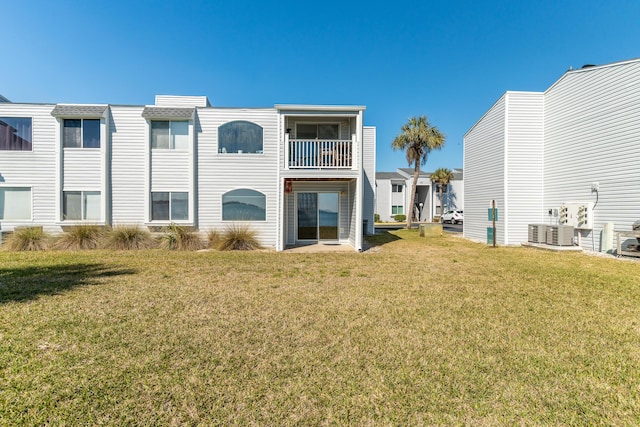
(581, 64, 596, 69)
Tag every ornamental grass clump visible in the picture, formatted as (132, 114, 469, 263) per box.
(2, 226, 51, 251)
(53, 225, 103, 250)
(207, 229, 222, 250)
(218, 224, 262, 251)
(159, 224, 204, 251)
(104, 225, 156, 250)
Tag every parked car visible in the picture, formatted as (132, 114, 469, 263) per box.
(441, 210, 463, 224)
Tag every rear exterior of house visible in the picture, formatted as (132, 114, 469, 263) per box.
(463, 58, 640, 250)
(0, 95, 376, 251)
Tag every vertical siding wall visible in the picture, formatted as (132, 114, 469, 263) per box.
(544, 61, 640, 250)
(110, 107, 147, 224)
(463, 95, 506, 244)
(362, 126, 376, 234)
(197, 108, 279, 247)
(504, 92, 544, 244)
(0, 104, 57, 231)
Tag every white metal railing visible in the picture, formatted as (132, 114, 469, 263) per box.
(288, 139, 352, 168)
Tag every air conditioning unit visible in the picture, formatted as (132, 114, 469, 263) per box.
(546, 225, 574, 246)
(528, 224, 548, 243)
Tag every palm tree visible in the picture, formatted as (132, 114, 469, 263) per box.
(392, 116, 446, 229)
(430, 167, 454, 221)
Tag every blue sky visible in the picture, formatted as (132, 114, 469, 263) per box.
(2, 0, 639, 173)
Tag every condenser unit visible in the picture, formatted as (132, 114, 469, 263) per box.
(546, 225, 574, 246)
(528, 224, 548, 243)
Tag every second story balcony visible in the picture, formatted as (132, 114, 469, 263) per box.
(287, 137, 353, 169)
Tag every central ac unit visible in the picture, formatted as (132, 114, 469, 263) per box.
(528, 224, 548, 243)
(546, 225, 574, 246)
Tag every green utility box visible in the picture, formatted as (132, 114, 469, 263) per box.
(420, 223, 443, 237)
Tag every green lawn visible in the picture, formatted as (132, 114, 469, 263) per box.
(1, 230, 639, 425)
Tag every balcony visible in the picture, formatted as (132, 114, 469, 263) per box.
(288, 138, 353, 169)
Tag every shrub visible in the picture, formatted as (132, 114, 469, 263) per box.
(207, 229, 222, 250)
(394, 214, 407, 222)
(105, 225, 156, 250)
(54, 225, 103, 250)
(218, 224, 262, 251)
(159, 224, 204, 251)
(374, 213, 380, 223)
(2, 227, 50, 251)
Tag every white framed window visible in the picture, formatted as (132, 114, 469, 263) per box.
(218, 121, 263, 154)
(0, 117, 32, 151)
(151, 121, 189, 150)
(392, 184, 403, 193)
(296, 123, 339, 139)
(222, 189, 266, 221)
(392, 205, 403, 215)
(63, 119, 100, 148)
(63, 191, 101, 221)
(151, 192, 189, 221)
(0, 187, 32, 220)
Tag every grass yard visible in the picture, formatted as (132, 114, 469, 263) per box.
(1, 230, 639, 425)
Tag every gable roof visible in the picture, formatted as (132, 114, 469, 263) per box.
(51, 105, 108, 118)
(376, 172, 404, 180)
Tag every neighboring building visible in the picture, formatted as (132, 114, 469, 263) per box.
(464, 58, 640, 250)
(375, 168, 463, 222)
(0, 95, 376, 251)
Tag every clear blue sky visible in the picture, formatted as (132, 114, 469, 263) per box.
(2, 0, 639, 173)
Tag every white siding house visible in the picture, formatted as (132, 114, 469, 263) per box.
(0, 95, 376, 251)
(375, 168, 463, 223)
(464, 58, 640, 250)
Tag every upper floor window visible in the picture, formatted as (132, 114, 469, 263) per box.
(392, 184, 403, 193)
(296, 123, 339, 139)
(0, 187, 32, 220)
(151, 121, 189, 150)
(63, 190, 101, 221)
(222, 189, 266, 221)
(0, 117, 32, 151)
(63, 119, 100, 148)
(218, 121, 263, 154)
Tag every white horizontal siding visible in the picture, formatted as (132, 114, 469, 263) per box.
(505, 92, 544, 244)
(0, 104, 58, 231)
(63, 150, 102, 189)
(150, 151, 190, 191)
(110, 106, 147, 224)
(544, 61, 640, 250)
(463, 95, 506, 244)
(197, 108, 279, 247)
(362, 126, 376, 234)
(155, 95, 209, 107)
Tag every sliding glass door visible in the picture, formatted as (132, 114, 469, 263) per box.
(297, 192, 339, 241)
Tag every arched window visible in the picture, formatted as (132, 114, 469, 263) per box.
(218, 121, 263, 154)
(222, 189, 266, 221)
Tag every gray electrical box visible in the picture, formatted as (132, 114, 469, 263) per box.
(528, 224, 548, 243)
(546, 225, 574, 246)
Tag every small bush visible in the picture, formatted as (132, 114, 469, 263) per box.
(2, 227, 50, 251)
(105, 225, 156, 250)
(207, 229, 222, 250)
(53, 225, 103, 250)
(218, 224, 262, 251)
(374, 213, 380, 223)
(394, 214, 407, 222)
(159, 224, 204, 251)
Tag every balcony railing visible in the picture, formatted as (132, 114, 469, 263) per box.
(288, 139, 352, 169)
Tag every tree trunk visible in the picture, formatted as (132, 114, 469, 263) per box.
(407, 162, 419, 229)
(439, 187, 444, 218)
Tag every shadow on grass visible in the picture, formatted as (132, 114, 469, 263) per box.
(365, 230, 402, 247)
(0, 263, 137, 304)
